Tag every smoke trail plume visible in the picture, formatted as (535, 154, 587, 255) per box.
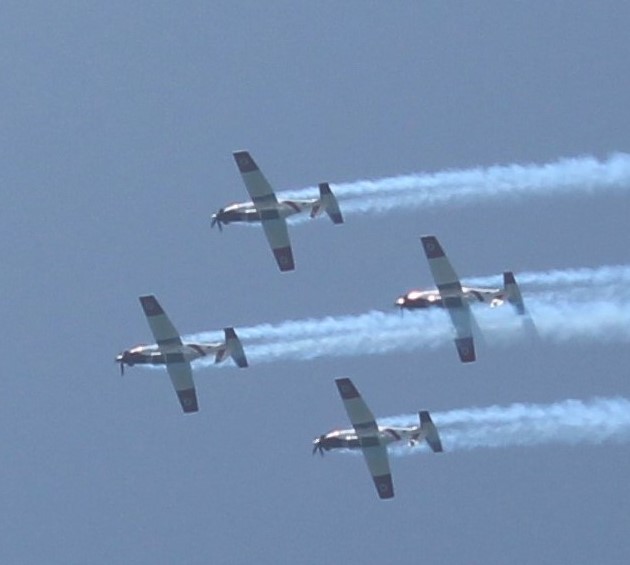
(188, 263, 630, 346)
(466, 264, 630, 290)
(187, 284, 630, 368)
(281, 153, 630, 222)
(380, 397, 630, 455)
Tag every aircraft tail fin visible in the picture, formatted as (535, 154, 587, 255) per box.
(310, 182, 344, 224)
(503, 271, 526, 315)
(419, 411, 443, 453)
(223, 327, 248, 368)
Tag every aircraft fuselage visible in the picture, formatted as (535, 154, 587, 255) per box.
(396, 286, 508, 310)
(212, 198, 320, 225)
(314, 425, 427, 452)
(116, 342, 226, 368)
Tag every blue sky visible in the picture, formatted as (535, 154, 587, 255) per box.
(2, 2, 630, 564)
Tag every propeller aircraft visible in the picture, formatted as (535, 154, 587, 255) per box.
(313, 377, 443, 499)
(211, 150, 344, 272)
(116, 295, 248, 413)
(395, 235, 527, 363)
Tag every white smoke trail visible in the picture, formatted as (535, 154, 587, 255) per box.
(281, 153, 630, 222)
(186, 263, 630, 347)
(380, 397, 630, 455)
(466, 264, 630, 290)
(188, 287, 630, 368)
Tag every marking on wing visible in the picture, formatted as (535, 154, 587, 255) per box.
(339, 381, 353, 396)
(238, 153, 253, 170)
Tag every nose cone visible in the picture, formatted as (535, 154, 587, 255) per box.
(395, 296, 406, 307)
(211, 208, 228, 230)
(116, 350, 134, 364)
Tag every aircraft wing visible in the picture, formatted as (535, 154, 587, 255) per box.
(335, 378, 394, 499)
(139, 295, 183, 349)
(445, 300, 476, 363)
(420, 235, 463, 296)
(420, 236, 475, 362)
(233, 151, 294, 271)
(165, 360, 199, 413)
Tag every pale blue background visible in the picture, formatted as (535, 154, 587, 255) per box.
(2, 2, 629, 564)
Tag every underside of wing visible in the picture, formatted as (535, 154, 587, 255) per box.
(420, 235, 463, 296)
(261, 217, 295, 272)
(233, 150, 279, 204)
(335, 378, 378, 435)
(139, 295, 183, 349)
(233, 151, 294, 271)
(166, 361, 199, 414)
(335, 378, 394, 499)
(362, 445, 394, 499)
(445, 300, 476, 363)
(420, 237, 476, 362)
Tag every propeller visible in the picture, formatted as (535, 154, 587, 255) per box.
(312, 435, 326, 456)
(210, 210, 224, 232)
(117, 351, 128, 376)
(395, 297, 406, 316)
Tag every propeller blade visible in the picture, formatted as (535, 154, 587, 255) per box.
(312, 436, 325, 456)
(120, 362, 125, 376)
(211, 216, 223, 232)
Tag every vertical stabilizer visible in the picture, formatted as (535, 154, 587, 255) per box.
(223, 327, 248, 368)
(419, 411, 443, 453)
(314, 182, 344, 224)
(503, 271, 526, 315)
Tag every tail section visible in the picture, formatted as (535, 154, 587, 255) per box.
(223, 328, 248, 368)
(503, 271, 526, 315)
(311, 183, 344, 224)
(419, 411, 443, 453)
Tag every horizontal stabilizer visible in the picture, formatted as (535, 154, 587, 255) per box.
(503, 271, 526, 315)
(224, 327, 248, 368)
(419, 411, 443, 453)
(455, 336, 476, 363)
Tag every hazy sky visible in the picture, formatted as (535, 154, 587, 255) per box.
(2, 2, 630, 564)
